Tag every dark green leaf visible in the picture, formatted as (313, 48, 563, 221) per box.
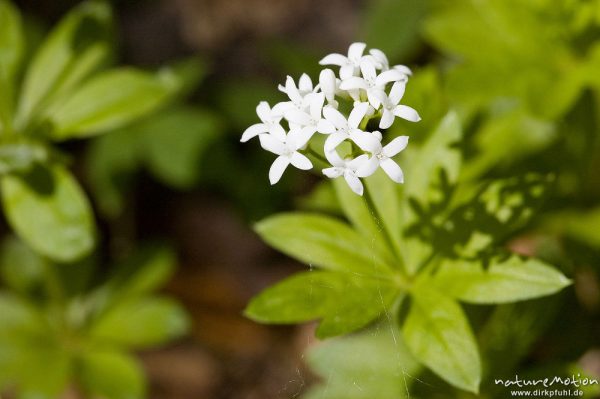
(403, 287, 481, 393)
(1, 164, 96, 262)
(0, 236, 47, 294)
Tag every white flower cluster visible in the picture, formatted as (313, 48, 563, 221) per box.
(241, 42, 421, 195)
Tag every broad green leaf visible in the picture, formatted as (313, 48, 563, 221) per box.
(245, 271, 399, 338)
(49, 68, 177, 138)
(15, 343, 72, 399)
(255, 213, 393, 276)
(0, 236, 47, 294)
(79, 350, 145, 399)
(0, 292, 45, 335)
(297, 181, 343, 215)
(90, 297, 189, 349)
(142, 107, 222, 188)
(430, 255, 571, 304)
(333, 178, 395, 266)
(17, 0, 112, 125)
(403, 287, 481, 393)
(362, 0, 427, 61)
(403, 112, 463, 274)
(1, 164, 96, 262)
(304, 324, 420, 399)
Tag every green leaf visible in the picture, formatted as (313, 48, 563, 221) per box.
(49, 68, 177, 138)
(304, 324, 420, 399)
(79, 350, 145, 399)
(255, 212, 393, 276)
(16, 0, 113, 125)
(142, 106, 222, 188)
(403, 112, 463, 274)
(1, 164, 96, 262)
(0, 0, 24, 129)
(541, 207, 600, 249)
(430, 255, 571, 304)
(90, 297, 189, 349)
(0, 136, 50, 175)
(0, 292, 45, 336)
(0, 236, 47, 294)
(362, 0, 427, 61)
(0, 0, 24, 81)
(245, 271, 399, 338)
(402, 287, 481, 393)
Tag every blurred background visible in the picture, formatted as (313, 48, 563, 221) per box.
(2, 0, 600, 398)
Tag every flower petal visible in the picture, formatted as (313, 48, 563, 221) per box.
(319, 69, 337, 100)
(324, 131, 348, 152)
(394, 64, 412, 76)
(289, 127, 314, 149)
(259, 134, 285, 155)
(323, 106, 348, 129)
(339, 77, 368, 91)
(389, 81, 406, 105)
(241, 123, 268, 142)
(285, 109, 312, 126)
(290, 152, 313, 170)
(383, 135, 409, 157)
(317, 119, 337, 135)
(319, 53, 348, 66)
(269, 123, 287, 142)
(393, 105, 421, 122)
(379, 108, 395, 129)
(356, 156, 380, 178)
(375, 69, 406, 87)
(323, 166, 344, 178)
(359, 58, 377, 81)
(284, 76, 303, 105)
(347, 154, 370, 170)
(348, 102, 369, 128)
(367, 89, 383, 109)
(380, 158, 404, 183)
(299, 73, 313, 93)
(350, 131, 382, 153)
(369, 49, 389, 70)
(348, 42, 367, 61)
(256, 102, 272, 122)
(324, 148, 345, 167)
(340, 64, 357, 80)
(272, 101, 293, 117)
(308, 92, 325, 120)
(344, 172, 364, 195)
(269, 156, 290, 185)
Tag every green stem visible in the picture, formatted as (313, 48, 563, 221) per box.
(304, 146, 330, 168)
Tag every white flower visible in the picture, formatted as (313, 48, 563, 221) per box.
(260, 128, 313, 185)
(319, 42, 368, 80)
(278, 74, 315, 112)
(240, 101, 287, 142)
(374, 81, 421, 129)
(322, 150, 369, 195)
(368, 48, 389, 70)
(353, 132, 409, 183)
(318, 69, 339, 108)
(284, 92, 327, 138)
(339, 59, 407, 109)
(320, 102, 370, 151)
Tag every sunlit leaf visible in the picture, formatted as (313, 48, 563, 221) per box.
(255, 212, 394, 276)
(1, 164, 96, 262)
(403, 287, 481, 393)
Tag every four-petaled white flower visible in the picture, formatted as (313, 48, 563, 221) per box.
(260, 128, 313, 185)
(241, 42, 421, 195)
(339, 59, 407, 108)
(241, 101, 287, 143)
(319, 102, 370, 151)
(375, 81, 421, 129)
(322, 151, 370, 196)
(354, 132, 409, 183)
(319, 42, 367, 80)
